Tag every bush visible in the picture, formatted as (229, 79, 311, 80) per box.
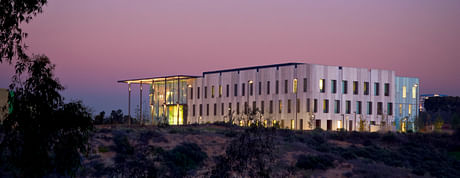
(164, 142, 207, 177)
(296, 154, 335, 170)
(98, 146, 109, 153)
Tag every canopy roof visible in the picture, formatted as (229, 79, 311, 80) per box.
(117, 75, 199, 84)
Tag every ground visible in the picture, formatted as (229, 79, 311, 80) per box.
(78, 124, 460, 178)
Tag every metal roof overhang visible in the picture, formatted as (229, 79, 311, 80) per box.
(117, 75, 199, 84)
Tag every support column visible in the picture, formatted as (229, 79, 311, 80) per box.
(140, 81, 143, 124)
(177, 76, 180, 125)
(128, 83, 131, 126)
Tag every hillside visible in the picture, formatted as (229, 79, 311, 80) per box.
(79, 124, 460, 177)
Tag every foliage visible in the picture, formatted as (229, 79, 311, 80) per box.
(94, 111, 105, 124)
(0, 55, 93, 177)
(211, 125, 276, 177)
(451, 113, 460, 130)
(0, 0, 48, 65)
(164, 142, 208, 177)
(296, 154, 335, 170)
(434, 115, 444, 130)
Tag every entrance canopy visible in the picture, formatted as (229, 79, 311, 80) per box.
(118, 75, 199, 84)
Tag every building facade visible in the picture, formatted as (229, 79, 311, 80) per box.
(119, 62, 419, 132)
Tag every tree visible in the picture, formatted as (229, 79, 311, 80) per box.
(434, 115, 444, 131)
(451, 113, 460, 130)
(94, 111, 105, 125)
(1, 0, 48, 66)
(0, 55, 93, 177)
(110, 109, 123, 124)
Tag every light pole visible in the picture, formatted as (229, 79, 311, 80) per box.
(247, 80, 253, 126)
(294, 78, 298, 130)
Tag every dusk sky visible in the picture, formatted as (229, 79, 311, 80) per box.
(1, 0, 459, 114)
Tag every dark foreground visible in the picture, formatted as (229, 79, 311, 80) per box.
(79, 124, 460, 178)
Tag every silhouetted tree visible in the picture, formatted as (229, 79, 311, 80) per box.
(94, 111, 105, 125)
(0, 55, 93, 177)
(0, 0, 48, 67)
(110, 109, 123, 124)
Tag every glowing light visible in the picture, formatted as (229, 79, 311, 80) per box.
(402, 86, 406, 98)
(293, 78, 298, 93)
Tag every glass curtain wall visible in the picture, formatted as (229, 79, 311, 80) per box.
(150, 78, 189, 125)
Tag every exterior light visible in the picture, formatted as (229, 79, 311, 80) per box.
(188, 84, 192, 88)
(249, 80, 253, 84)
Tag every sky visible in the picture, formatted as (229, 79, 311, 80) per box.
(1, 0, 460, 114)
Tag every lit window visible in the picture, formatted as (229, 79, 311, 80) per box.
(412, 86, 416, 99)
(219, 85, 222, 97)
(319, 79, 325, 93)
(402, 86, 406, 98)
(399, 104, 402, 115)
(408, 104, 412, 115)
(337, 120, 342, 129)
(293, 79, 298, 93)
(291, 120, 295, 130)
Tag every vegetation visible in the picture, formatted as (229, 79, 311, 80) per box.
(0, 55, 93, 177)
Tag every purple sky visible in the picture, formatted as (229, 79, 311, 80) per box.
(1, 0, 460, 114)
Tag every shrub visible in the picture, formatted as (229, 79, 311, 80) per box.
(164, 142, 207, 177)
(296, 154, 335, 170)
(98, 146, 109, 153)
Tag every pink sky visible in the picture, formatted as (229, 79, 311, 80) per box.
(1, 0, 459, 113)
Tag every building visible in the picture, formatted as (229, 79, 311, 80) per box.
(118, 62, 419, 132)
(395, 77, 420, 132)
(419, 94, 447, 112)
(0, 88, 9, 123)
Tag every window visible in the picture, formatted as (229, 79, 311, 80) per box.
(258, 82, 262, 95)
(199, 104, 202, 116)
(300, 119, 304, 130)
(387, 103, 393, 116)
(221, 103, 224, 115)
(261, 101, 265, 114)
(237, 102, 240, 114)
(252, 101, 256, 113)
(356, 101, 362, 114)
(269, 100, 273, 114)
(214, 103, 217, 116)
(327, 120, 332, 131)
(284, 80, 288, 94)
(374, 83, 380, 96)
(291, 120, 295, 130)
(226, 84, 229, 97)
(353, 81, 359, 95)
(228, 103, 232, 114)
(190, 87, 193, 99)
(364, 82, 369, 95)
(303, 78, 308, 92)
(346, 100, 351, 114)
(412, 85, 417, 99)
(323, 99, 329, 113)
(367, 101, 372, 115)
(219, 85, 222, 97)
(267, 81, 270, 94)
(334, 100, 340, 114)
(288, 99, 291, 113)
(337, 120, 342, 129)
(314, 99, 318, 113)
(402, 86, 406, 98)
(207, 104, 209, 116)
(276, 80, 279, 94)
(384, 83, 390, 96)
(316, 120, 321, 129)
(331, 80, 337, 93)
(242, 83, 245, 96)
(234, 84, 238, 96)
(211, 86, 215, 98)
(279, 100, 282, 113)
(319, 79, 325, 93)
(408, 104, 412, 115)
(342, 80, 348, 94)
(244, 102, 248, 114)
(377, 102, 383, 115)
(399, 104, 402, 116)
(250, 82, 253, 96)
(193, 104, 196, 116)
(306, 98, 311, 112)
(197, 87, 200, 99)
(293, 79, 298, 93)
(296, 99, 300, 113)
(204, 86, 208, 98)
